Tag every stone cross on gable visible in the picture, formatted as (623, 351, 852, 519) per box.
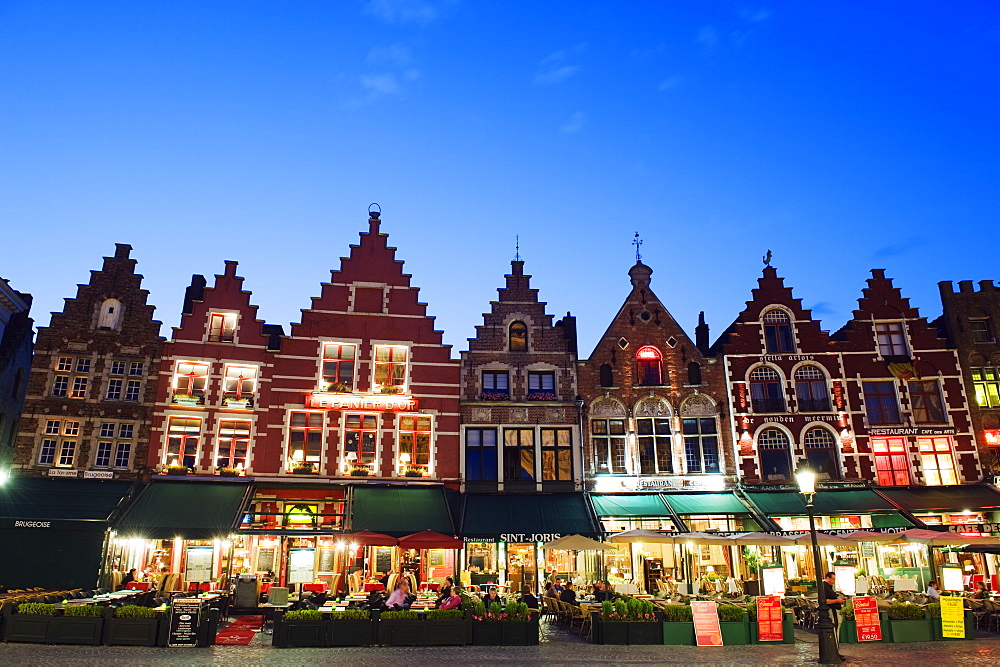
(633, 232, 642, 263)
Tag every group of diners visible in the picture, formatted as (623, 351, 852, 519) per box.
(542, 579, 615, 606)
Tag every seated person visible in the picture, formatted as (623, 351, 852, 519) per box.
(560, 581, 578, 606)
(593, 580, 613, 602)
(481, 585, 503, 607)
(437, 586, 462, 610)
(971, 581, 989, 600)
(543, 582, 558, 598)
(925, 580, 941, 600)
(553, 579, 565, 593)
(386, 581, 412, 610)
(517, 587, 539, 610)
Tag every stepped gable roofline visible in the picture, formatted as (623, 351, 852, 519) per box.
(831, 268, 944, 344)
(170, 260, 271, 342)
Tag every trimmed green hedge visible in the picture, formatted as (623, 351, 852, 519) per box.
(17, 603, 58, 616)
(114, 605, 156, 619)
(285, 609, 322, 621)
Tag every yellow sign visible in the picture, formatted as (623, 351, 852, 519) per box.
(940, 596, 964, 639)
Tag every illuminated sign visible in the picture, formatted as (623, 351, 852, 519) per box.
(869, 427, 956, 436)
(307, 392, 418, 411)
(985, 430, 1000, 446)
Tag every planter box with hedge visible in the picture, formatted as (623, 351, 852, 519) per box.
(717, 604, 750, 646)
(661, 604, 696, 645)
(470, 601, 535, 646)
(423, 609, 466, 646)
(330, 609, 375, 646)
(927, 602, 974, 641)
(2, 602, 58, 643)
(592, 598, 662, 645)
(379, 610, 422, 646)
(105, 605, 161, 647)
(886, 602, 931, 643)
(272, 609, 329, 648)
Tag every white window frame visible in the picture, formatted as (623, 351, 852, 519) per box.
(284, 409, 327, 475)
(162, 414, 206, 469)
(371, 342, 411, 394)
(317, 340, 360, 391)
(341, 411, 381, 476)
(214, 418, 254, 471)
(395, 413, 435, 478)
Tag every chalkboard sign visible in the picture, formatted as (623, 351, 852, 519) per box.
(318, 547, 336, 573)
(168, 598, 203, 647)
(257, 547, 275, 573)
(861, 543, 875, 558)
(375, 547, 392, 573)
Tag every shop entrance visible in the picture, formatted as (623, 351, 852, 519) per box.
(506, 543, 537, 593)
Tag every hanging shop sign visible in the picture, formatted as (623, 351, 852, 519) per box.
(593, 475, 729, 492)
(168, 598, 203, 647)
(940, 596, 965, 639)
(692, 600, 723, 646)
(755, 595, 783, 642)
(868, 427, 956, 436)
(306, 392, 418, 411)
(83, 470, 114, 479)
(853, 596, 882, 642)
(47, 468, 78, 478)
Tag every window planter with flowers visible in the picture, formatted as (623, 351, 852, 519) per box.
(165, 465, 189, 476)
(291, 462, 316, 475)
(525, 392, 558, 401)
(402, 466, 425, 478)
(325, 382, 351, 393)
(217, 467, 241, 477)
(478, 392, 509, 401)
(349, 465, 371, 477)
(172, 393, 202, 407)
(593, 599, 661, 645)
(223, 397, 252, 409)
(378, 385, 403, 395)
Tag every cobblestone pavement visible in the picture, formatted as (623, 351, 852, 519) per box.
(1, 627, 999, 665)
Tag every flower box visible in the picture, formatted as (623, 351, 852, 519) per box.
(501, 618, 539, 646)
(349, 469, 371, 477)
(224, 398, 250, 409)
(888, 618, 931, 643)
(173, 396, 201, 406)
(165, 466, 189, 476)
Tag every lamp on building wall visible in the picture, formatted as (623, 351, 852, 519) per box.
(795, 464, 841, 664)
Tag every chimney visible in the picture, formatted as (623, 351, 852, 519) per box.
(182, 275, 207, 315)
(695, 311, 709, 354)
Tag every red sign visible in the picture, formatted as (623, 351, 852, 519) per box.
(736, 383, 748, 411)
(306, 392, 418, 412)
(853, 595, 882, 642)
(832, 380, 844, 410)
(755, 595, 783, 642)
(691, 600, 723, 646)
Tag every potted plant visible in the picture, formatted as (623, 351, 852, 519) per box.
(471, 602, 503, 646)
(53, 604, 105, 645)
(886, 601, 931, 643)
(717, 603, 750, 645)
(326, 382, 350, 393)
(499, 600, 538, 646)
(165, 464, 189, 476)
(217, 467, 241, 477)
(172, 393, 201, 406)
(2, 602, 58, 643)
(224, 397, 251, 409)
(424, 608, 466, 646)
(272, 609, 329, 648)
(402, 467, 424, 478)
(593, 598, 661, 645)
(927, 601, 974, 641)
(349, 466, 370, 477)
(105, 604, 160, 646)
(330, 608, 374, 646)
(291, 462, 316, 475)
(661, 603, 695, 645)
(379, 385, 402, 395)
(379, 610, 421, 646)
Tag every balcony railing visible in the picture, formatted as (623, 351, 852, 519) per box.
(752, 398, 786, 413)
(797, 398, 831, 412)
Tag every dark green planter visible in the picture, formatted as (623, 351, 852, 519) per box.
(750, 611, 795, 644)
(424, 618, 466, 646)
(2, 613, 53, 643)
(272, 618, 330, 648)
(888, 617, 932, 643)
(595, 620, 629, 645)
(51, 615, 105, 645)
(662, 621, 696, 645)
(104, 616, 162, 646)
(931, 610, 973, 641)
(471, 621, 502, 646)
(501, 619, 539, 646)
(379, 620, 422, 646)
(719, 619, 750, 645)
(330, 618, 374, 646)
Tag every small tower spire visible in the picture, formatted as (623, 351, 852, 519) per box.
(514, 234, 521, 262)
(632, 232, 643, 263)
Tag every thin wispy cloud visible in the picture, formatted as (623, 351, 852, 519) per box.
(534, 45, 585, 85)
(658, 74, 683, 91)
(806, 301, 837, 316)
(872, 237, 926, 259)
(365, 0, 444, 25)
(739, 6, 773, 23)
(367, 44, 414, 66)
(698, 26, 719, 50)
(559, 111, 586, 134)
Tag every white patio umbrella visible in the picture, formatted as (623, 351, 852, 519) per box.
(888, 528, 1000, 547)
(678, 531, 738, 546)
(606, 529, 679, 544)
(791, 532, 849, 547)
(541, 534, 613, 551)
(729, 532, 796, 546)
(840, 530, 904, 544)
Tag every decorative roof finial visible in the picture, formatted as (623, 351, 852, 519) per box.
(633, 232, 643, 263)
(514, 234, 521, 262)
(763, 249, 772, 267)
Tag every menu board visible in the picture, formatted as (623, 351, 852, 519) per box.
(318, 546, 337, 574)
(861, 543, 876, 558)
(940, 596, 964, 639)
(375, 547, 393, 573)
(761, 564, 785, 596)
(834, 565, 856, 596)
(185, 547, 214, 584)
(288, 548, 315, 584)
(167, 598, 202, 647)
(691, 600, 723, 646)
(257, 547, 275, 573)
(755, 595, 783, 642)
(941, 565, 964, 592)
(853, 595, 882, 642)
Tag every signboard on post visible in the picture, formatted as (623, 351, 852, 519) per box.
(168, 598, 203, 647)
(756, 595, 783, 642)
(761, 564, 785, 596)
(941, 564, 964, 592)
(834, 564, 857, 596)
(853, 595, 882, 642)
(691, 600, 723, 646)
(940, 596, 964, 639)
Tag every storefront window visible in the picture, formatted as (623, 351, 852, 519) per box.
(918, 437, 957, 485)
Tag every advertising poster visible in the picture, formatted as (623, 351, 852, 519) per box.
(940, 596, 965, 639)
(853, 595, 882, 642)
(756, 595, 784, 642)
(691, 600, 723, 646)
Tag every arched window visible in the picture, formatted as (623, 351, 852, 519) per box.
(794, 366, 830, 412)
(509, 321, 528, 351)
(762, 309, 795, 353)
(757, 428, 792, 482)
(97, 298, 123, 331)
(803, 427, 840, 480)
(635, 346, 663, 386)
(599, 364, 614, 387)
(687, 361, 702, 386)
(749, 366, 785, 413)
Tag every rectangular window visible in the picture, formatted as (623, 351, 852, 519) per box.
(165, 416, 202, 469)
(99, 422, 116, 438)
(592, 418, 627, 475)
(466, 428, 498, 481)
(373, 345, 408, 390)
(56, 357, 72, 372)
(71, 377, 89, 399)
(118, 423, 134, 439)
(110, 360, 127, 375)
(288, 411, 323, 472)
(57, 440, 76, 467)
(482, 370, 509, 396)
(63, 421, 80, 436)
(637, 417, 672, 474)
(527, 371, 556, 396)
(541, 428, 572, 481)
(918, 437, 957, 486)
(113, 442, 131, 469)
(106, 378, 123, 400)
(52, 376, 68, 397)
(504, 428, 535, 482)
(971, 319, 994, 343)
(908, 380, 946, 424)
(128, 361, 144, 376)
(208, 312, 237, 342)
(216, 419, 251, 470)
(863, 381, 901, 425)
(38, 439, 57, 465)
(95, 441, 113, 468)
(173, 361, 210, 399)
(971, 367, 1000, 408)
(398, 414, 432, 475)
(344, 413, 378, 472)
(683, 418, 720, 473)
(876, 321, 908, 357)
(322, 343, 356, 390)
(223, 365, 258, 404)
(75, 358, 91, 373)
(872, 437, 911, 486)
(44, 420, 61, 435)
(124, 380, 141, 401)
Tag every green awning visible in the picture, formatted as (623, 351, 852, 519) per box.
(663, 493, 751, 515)
(351, 486, 454, 537)
(871, 512, 915, 528)
(880, 486, 1000, 512)
(462, 493, 599, 540)
(744, 490, 898, 516)
(0, 477, 134, 526)
(115, 480, 250, 540)
(591, 494, 670, 517)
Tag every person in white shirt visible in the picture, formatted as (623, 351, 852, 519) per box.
(386, 581, 411, 609)
(925, 580, 940, 600)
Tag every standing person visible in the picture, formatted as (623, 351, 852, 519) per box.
(821, 572, 846, 660)
(925, 580, 941, 600)
(560, 581, 578, 606)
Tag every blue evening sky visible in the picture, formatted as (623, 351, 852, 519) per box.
(2, 1, 998, 355)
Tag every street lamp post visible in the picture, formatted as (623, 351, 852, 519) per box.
(795, 466, 841, 664)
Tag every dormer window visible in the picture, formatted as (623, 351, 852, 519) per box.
(97, 298, 123, 331)
(208, 312, 237, 343)
(762, 309, 795, 353)
(635, 345, 662, 386)
(509, 321, 528, 351)
(875, 321, 908, 357)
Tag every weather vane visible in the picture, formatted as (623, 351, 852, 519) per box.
(633, 232, 643, 263)
(514, 235, 521, 262)
(763, 249, 772, 266)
